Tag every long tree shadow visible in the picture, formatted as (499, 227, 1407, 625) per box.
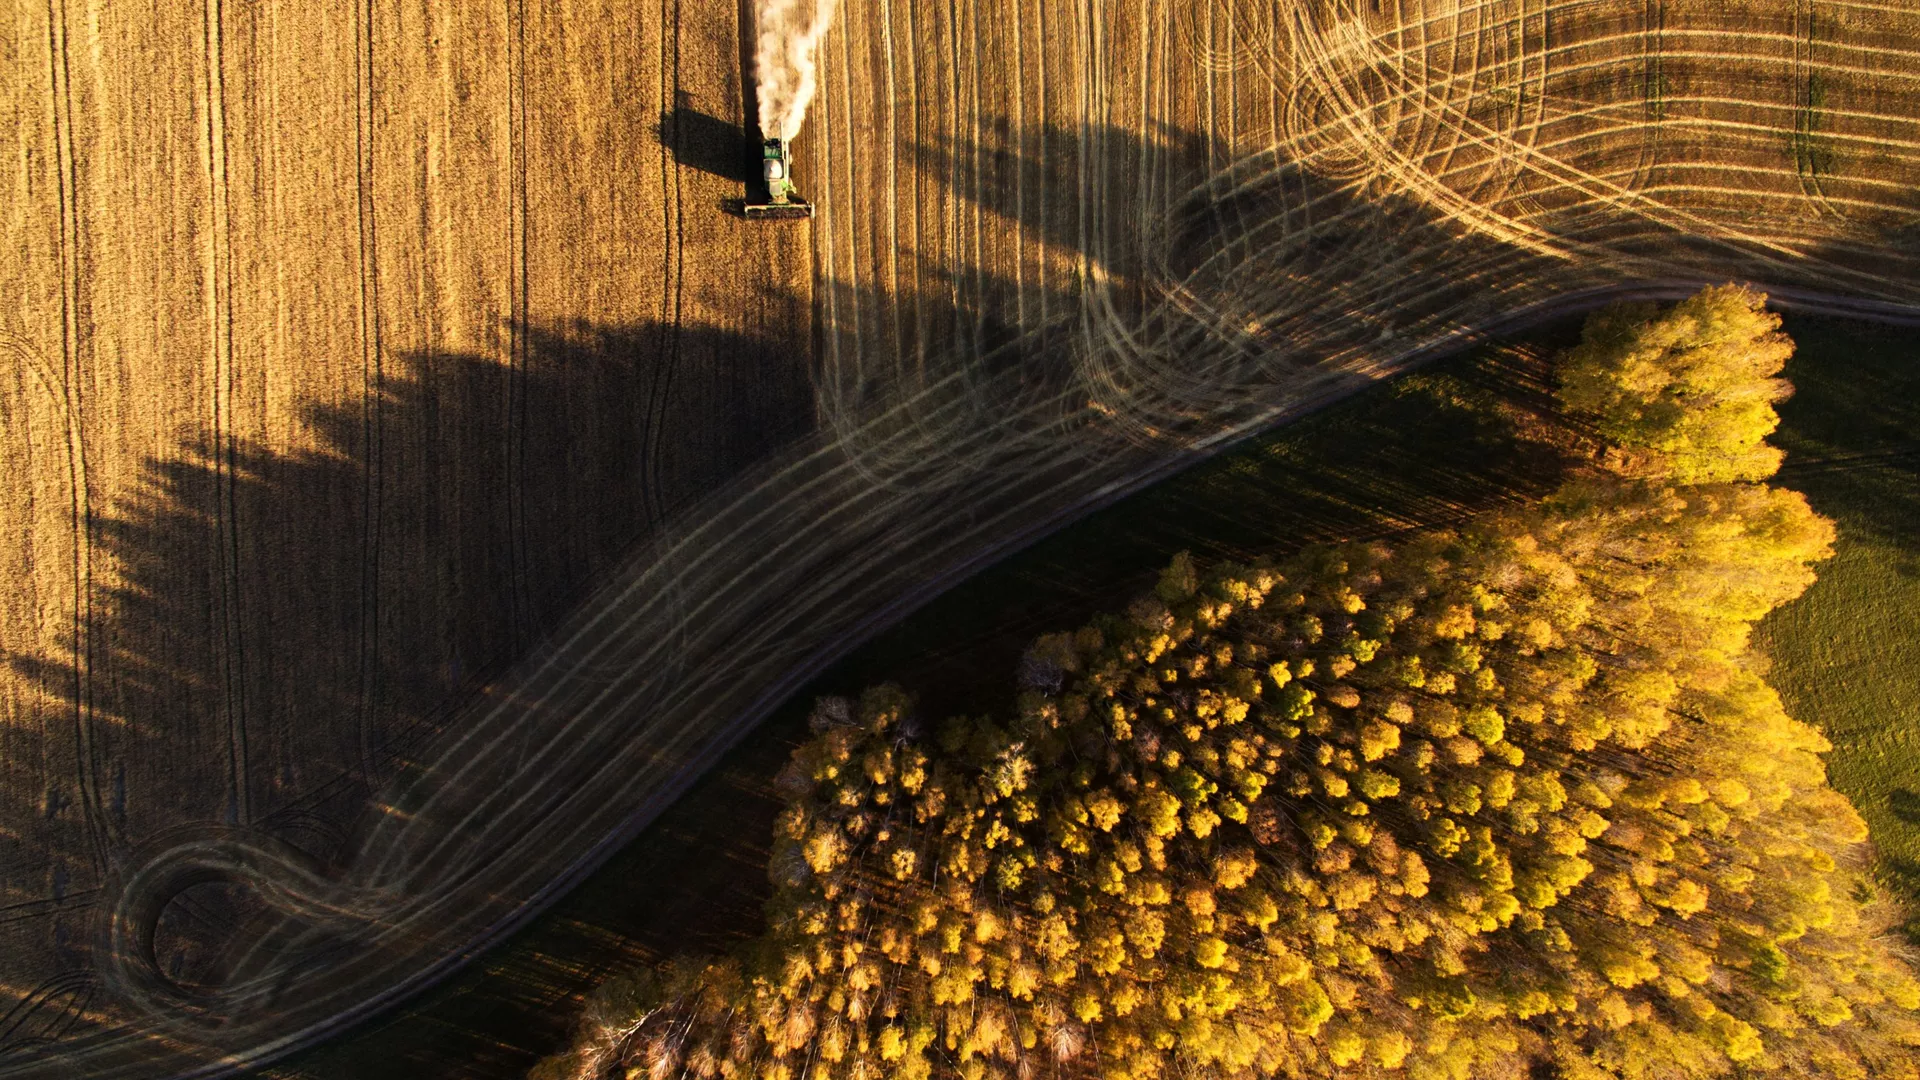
(662, 91, 756, 186)
(0, 314, 810, 1072)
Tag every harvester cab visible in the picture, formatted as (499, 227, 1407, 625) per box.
(744, 137, 815, 220)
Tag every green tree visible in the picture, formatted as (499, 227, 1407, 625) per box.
(538, 288, 1919, 1080)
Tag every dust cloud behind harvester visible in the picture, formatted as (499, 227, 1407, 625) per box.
(753, 0, 836, 143)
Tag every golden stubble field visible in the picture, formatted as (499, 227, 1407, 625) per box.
(2, 0, 1919, 1077)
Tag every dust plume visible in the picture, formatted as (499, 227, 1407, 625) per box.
(755, 0, 837, 142)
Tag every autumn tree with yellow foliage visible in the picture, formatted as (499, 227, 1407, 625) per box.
(539, 287, 1920, 1080)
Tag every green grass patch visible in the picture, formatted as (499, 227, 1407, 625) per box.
(1755, 315, 1920, 919)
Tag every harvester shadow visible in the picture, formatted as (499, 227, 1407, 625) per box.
(661, 93, 755, 186)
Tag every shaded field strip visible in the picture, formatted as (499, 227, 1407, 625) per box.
(1778, 447, 1920, 474)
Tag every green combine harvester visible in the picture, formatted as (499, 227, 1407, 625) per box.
(744, 137, 814, 220)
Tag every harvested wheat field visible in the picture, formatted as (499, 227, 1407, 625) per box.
(3, 0, 1919, 1077)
